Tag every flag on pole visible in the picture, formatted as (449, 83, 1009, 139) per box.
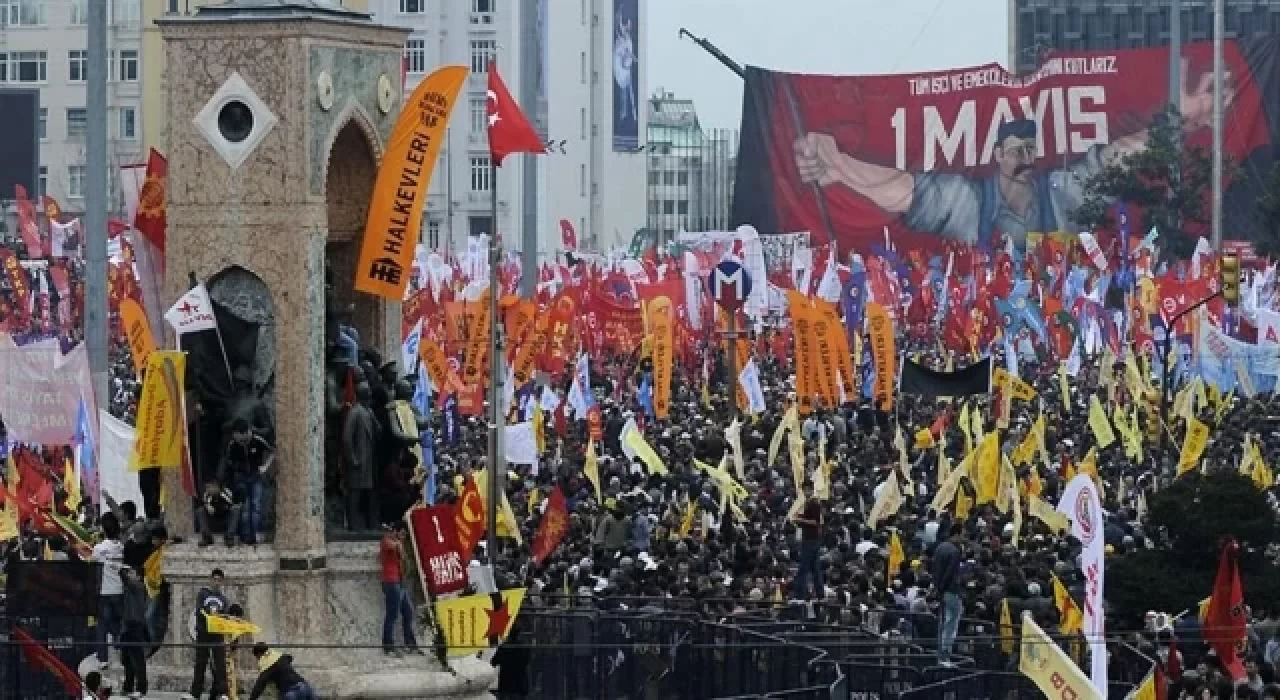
(164, 283, 218, 334)
(73, 394, 97, 505)
(485, 60, 545, 166)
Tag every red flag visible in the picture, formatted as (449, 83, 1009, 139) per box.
(133, 148, 168, 253)
(1204, 539, 1247, 680)
(14, 184, 42, 258)
(454, 476, 486, 557)
(12, 626, 85, 697)
(485, 61, 544, 167)
(41, 195, 63, 225)
(531, 486, 568, 567)
(406, 504, 469, 596)
(1166, 635, 1182, 682)
(559, 218, 578, 250)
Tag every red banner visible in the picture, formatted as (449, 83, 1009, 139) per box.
(454, 476, 485, 558)
(735, 41, 1272, 254)
(14, 185, 42, 259)
(0, 248, 29, 314)
(407, 504, 469, 597)
(540, 291, 577, 376)
(582, 286, 643, 355)
(530, 487, 568, 567)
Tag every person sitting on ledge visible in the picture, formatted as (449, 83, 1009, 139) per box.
(248, 643, 316, 700)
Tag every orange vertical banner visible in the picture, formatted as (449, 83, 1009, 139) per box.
(647, 295, 674, 420)
(787, 291, 818, 415)
(819, 300, 857, 403)
(458, 290, 492, 416)
(355, 65, 467, 300)
(810, 303, 839, 408)
(512, 314, 550, 389)
(866, 301, 896, 411)
(119, 298, 156, 374)
(503, 298, 537, 364)
(419, 336, 461, 398)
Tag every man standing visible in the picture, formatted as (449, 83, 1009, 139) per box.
(184, 568, 230, 700)
(118, 565, 150, 698)
(343, 383, 379, 531)
(92, 513, 125, 671)
(790, 481, 824, 600)
(931, 524, 965, 666)
(379, 523, 420, 656)
(219, 419, 274, 545)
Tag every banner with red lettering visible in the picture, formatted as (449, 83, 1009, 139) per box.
(735, 40, 1273, 254)
(541, 292, 577, 375)
(582, 286, 644, 355)
(406, 504, 469, 597)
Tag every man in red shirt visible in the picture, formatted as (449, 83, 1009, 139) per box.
(379, 523, 421, 656)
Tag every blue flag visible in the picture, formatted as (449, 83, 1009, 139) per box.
(74, 395, 97, 505)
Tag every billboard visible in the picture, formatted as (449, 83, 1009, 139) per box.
(0, 88, 40, 200)
(612, 0, 639, 151)
(733, 40, 1277, 255)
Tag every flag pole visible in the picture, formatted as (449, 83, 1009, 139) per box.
(485, 61, 505, 572)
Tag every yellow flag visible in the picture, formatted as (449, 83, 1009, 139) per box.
(993, 367, 1037, 401)
(1018, 613, 1103, 700)
(999, 598, 1015, 655)
(1028, 495, 1069, 534)
(143, 546, 165, 598)
(1011, 416, 1043, 467)
(887, 531, 904, 580)
(1253, 459, 1274, 490)
(913, 427, 935, 449)
(130, 350, 187, 471)
(531, 402, 546, 454)
(1052, 574, 1083, 635)
(936, 446, 951, 488)
(621, 420, 668, 475)
(678, 501, 696, 538)
(1058, 362, 1072, 412)
(4, 452, 17, 488)
(958, 402, 973, 455)
(955, 488, 974, 520)
(1177, 417, 1210, 477)
(1087, 395, 1116, 449)
(583, 439, 602, 502)
(0, 506, 17, 542)
(768, 405, 798, 468)
(972, 432, 1001, 504)
(1130, 669, 1158, 700)
(63, 457, 81, 514)
(205, 613, 261, 637)
(473, 467, 523, 545)
(434, 588, 526, 658)
(1077, 447, 1103, 493)
(868, 470, 903, 528)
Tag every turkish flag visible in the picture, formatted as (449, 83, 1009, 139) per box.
(559, 218, 577, 250)
(486, 61, 544, 167)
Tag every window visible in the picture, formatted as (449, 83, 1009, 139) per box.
(403, 38, 425, 74)
(580, 52, 586, 84)
(68, 49, 87, 82)
(3, 0, 45, 26)
(469, 156, 490, 191)
(37, 166, 46, 199)
(119, 106, 136, 139)
(677, 171, 689, 186)
(468, 216, 491, 238)
(469, 40, 495, 73)
(117, 49, 138, 82)
(580, 108, 586, 139)
(7, 51, 47, 83)
(662, 171, 675, 186)
(426, 219, 441, 249)
(166, 0, 177, 13)
(579, 164, 586, 196)
(663, 200, 675, 215)
(68, 165, 85, 199)
(469, 97, 487, 134)
(398, 0, 423, 13)
(647, 171, 659, 186)
(113, 0, 139, 27)
(66, 108, 86, 137)
(470, 0, 493, 23)
(37, 107, 46, 139)
(70, 0, 85, 24)
(677, 200, 689, 215)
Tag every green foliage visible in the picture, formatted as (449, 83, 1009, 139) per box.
(1074, 106, 1214, 261)
(1107, 473, 1280, 627)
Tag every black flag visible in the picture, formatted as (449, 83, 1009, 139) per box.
(898, 357, 992, 398)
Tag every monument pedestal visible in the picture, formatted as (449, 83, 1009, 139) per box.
(151, 2, 494, 696)
(150, 543, 495, 698)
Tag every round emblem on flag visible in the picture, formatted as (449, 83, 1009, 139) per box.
(1075, 489, 1096, 544)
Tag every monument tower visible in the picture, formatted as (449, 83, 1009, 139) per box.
(152, 1, 492, 695)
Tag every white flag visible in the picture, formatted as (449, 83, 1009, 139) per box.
(738, 359, 767, 414)
(164, 283, 218, 334)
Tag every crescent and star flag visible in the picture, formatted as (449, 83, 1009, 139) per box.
(486, 61, 545, 166)
(898, 356, 992, 398)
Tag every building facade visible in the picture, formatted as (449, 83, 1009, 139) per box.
(364, 0, 647, 257)
(2, 0, 145, 215)
(645, 90, 737, 243)
(1010, 0, 1280, 72)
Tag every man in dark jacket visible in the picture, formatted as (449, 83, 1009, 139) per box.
(931, 524, 965, 666)
(342, 383, 379, 531)
(119, 565, 150, 697)
(248, 643, 316, 700)
(184, 568, 230, 700)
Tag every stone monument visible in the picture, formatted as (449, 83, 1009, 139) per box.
(151, 1, 493, 696)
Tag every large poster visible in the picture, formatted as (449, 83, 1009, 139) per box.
(612, 0, 639, 151)
(734, 40, 1277, 255)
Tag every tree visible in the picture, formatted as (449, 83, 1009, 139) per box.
(1107, 473, 1280, 627)
(1074, 106, 1215, 261)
